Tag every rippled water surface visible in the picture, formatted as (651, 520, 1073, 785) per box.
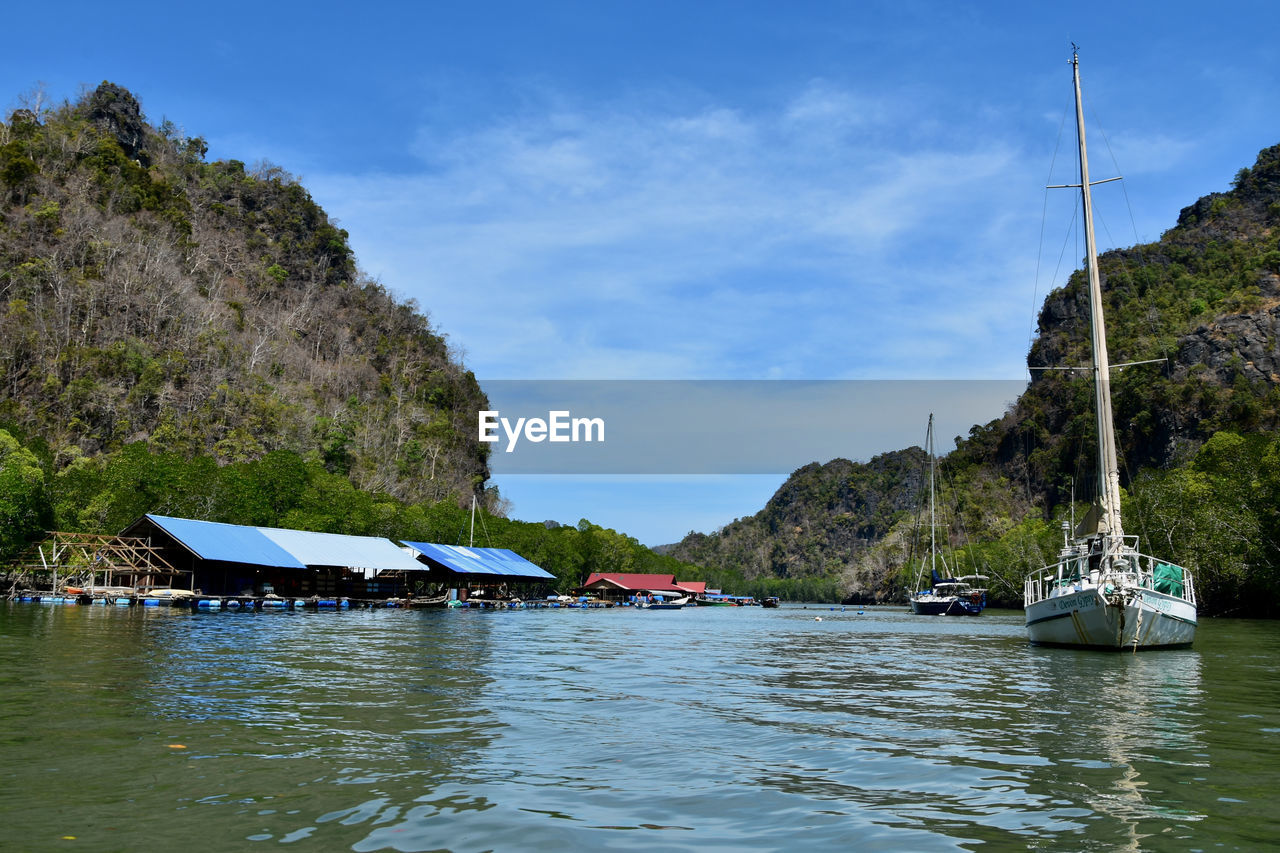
(2, 603, 1278, 851)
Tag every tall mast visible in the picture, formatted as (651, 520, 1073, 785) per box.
(927, 413, 936, 576)
(1072, 49, 1124, 540)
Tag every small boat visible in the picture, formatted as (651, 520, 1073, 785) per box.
(909, 414, 987, 616)
(911, 571, 986, 616)
(139, 588, 195, 602)
(638, 594, 689, 610)
(1022, 50, 1197, 650)
(695, 594, 752, 606)
(760, 597, 780, 608)
(407, 591, 453, 608)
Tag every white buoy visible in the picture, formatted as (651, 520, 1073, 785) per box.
(814, 616, 822, 622)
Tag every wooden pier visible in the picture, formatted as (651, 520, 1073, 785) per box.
(3, 532, 191, 598)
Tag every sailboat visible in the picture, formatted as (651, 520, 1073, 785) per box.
(910, 414, 988, 616)
(1022, 50, 1197, 649)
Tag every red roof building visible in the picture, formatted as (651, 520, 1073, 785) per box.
(579, 573, 705, 600)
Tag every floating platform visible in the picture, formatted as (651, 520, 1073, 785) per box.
(7, 593, 643, 611)
(7, 592, 359, 610)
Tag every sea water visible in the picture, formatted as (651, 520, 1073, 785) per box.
(1, 603, 1277, 851)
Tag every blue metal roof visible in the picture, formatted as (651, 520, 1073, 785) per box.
(401, 542, 556, 580)
(144, 515, 422, 573)
(260, 528, 424, 571)
(145, 515, 307, 568)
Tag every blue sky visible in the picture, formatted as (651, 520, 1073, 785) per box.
(6, 1, 1279, 544)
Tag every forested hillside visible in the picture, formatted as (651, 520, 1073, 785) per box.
(0, 83, 487, 510)
(987, 143, 1280, 499)
(673, 142, 1280, 615)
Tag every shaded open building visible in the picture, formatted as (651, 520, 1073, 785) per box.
(122, 514, 427, 599)
(399, 542, 557, 600)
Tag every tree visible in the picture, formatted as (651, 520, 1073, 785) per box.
(1127, 432, 1271, 615)
(0, 430, 49, 557)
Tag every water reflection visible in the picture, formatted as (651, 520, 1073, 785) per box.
(744, 608, 1208, 849)
(2, 605, 502, 849)
(1019, 647, 1205, 850)
(3, 603, 1276, 851)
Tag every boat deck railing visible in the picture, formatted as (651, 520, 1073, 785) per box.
(1024, 550, 1196, 607)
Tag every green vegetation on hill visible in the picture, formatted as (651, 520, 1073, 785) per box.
(937, 429, 1280, 617)
(1007, 145, 1280, 500)
(673, 142, 1280, 615)
(1, 82, 486, 507)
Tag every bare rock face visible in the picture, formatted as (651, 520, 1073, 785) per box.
(1027, 279, 1088, 377)
(85, 82, 150, 165)
(1176, 289, 1280, 385)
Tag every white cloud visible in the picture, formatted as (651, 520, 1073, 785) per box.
(307, 80, 1042, 381)
(782, 81, 888, 131)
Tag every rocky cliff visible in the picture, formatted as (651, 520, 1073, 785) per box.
(0, 83, 489, 506)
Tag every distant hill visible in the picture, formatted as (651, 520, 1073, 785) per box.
(670, 142, 1280, 613)
(0, 83, 488, 506)
(669, 449, 927, 598)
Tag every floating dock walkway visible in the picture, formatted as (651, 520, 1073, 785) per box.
(5, 592, 631, 610)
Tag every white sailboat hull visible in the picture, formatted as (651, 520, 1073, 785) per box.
(1025, 587, 1196, 650)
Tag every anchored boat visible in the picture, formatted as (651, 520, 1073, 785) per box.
(910, 414, 988, 616)
(1022, 50, 1197, 650)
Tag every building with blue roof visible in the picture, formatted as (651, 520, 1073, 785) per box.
(400, 542, 556, 582)
(123, 514, 431, 599)
(398, 541, 559, 602)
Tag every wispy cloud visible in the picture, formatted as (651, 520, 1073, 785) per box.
(309, 79, 1039, 380)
